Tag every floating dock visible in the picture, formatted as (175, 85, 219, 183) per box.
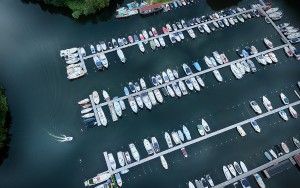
(95, 100, 300, 178)
(214, 148, 300, 188)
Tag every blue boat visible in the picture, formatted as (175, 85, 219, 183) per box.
(242, 49, 249, 57)
(193, 61, 201, 72)
(123, 86, 130, 96)
(93, 56, 103, 70)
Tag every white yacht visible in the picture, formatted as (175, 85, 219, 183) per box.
(293, 137, 300, 148)
(185, 78, 194, 91)
(108, 153, 117, 170)
(158, 37, 166, 47)
(268, 52, 278, 63)
(236, 62, 245, 75)
(124, 152, 132, 164)
(81, 107, 92, 114)
(151, 136, 160, 153)
(99, 53, 108, 68)
(279, 110, 288, 121)
(223, 166, 232, 180)
(153, 89, 164, 103)
(210, 57, 218, 67)
(197, 124, 205, 136)
(231, 64, 243, 79)
(228, 164, 237, 177)
(213, 70, 223, 82)
(84, 172, 110, 186)
(241, 61, 250, 73)
(143, 139, 154, 155)
(178, 80, 188, 95)
(240, 161, 248, 173)
(182, 63, 193, 75)
(289, 106, 298, 118)
(142, 92, 152, 110)
(92, 91, 100, 104)
(237, 126, 246, 137)
(167, 69, 175, 81)
(129, 143, 140, 161)
(280, 93, 289, 105)
(113, 97, 122, 117)
(171, 131, 181, 145)
(264, 54, 272, 64)
(264, 38, 273, 48)
(213, 51, 223, 64)
(203, 24, 211, 33)
(82, 113, 94, 118)
(164, 132, 173, 148)
(172, 83, 182, 97)
(191, 77, 201, 91)
(78, 98, 90, 105)
(269, 149, 278, 159)
(187, 29, 196, 39)
(256, 55, 267, 65)
(97, 107, 107, 126)
(254, 173, 266, 188)
(182, 125, 191, 140)
(195, 76, 205, 87)
(250, 120, 261, 133)
(281, 142, 289, 153)
(117, 151, 125, 167)
(178, 130, 185, 142)
(204, 56, 214, 68)
(166, 85, 175, 97)
(262, 96, 273, 111)
(148, 91, 157, 106)
(162, 71, 170, 83)
(250, 100, 262, 114)
(160, 155, 168, 170)
(115, 173, 123, 187)
(202, 119, 210, 132)
(138, 42, 145, 52)
(189, 181, 196, 188)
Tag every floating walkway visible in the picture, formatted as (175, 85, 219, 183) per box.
(94, 100, 300, 178)
(213, 148, 300, 188)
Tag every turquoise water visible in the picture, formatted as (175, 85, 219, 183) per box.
(0, 0, 299, 187)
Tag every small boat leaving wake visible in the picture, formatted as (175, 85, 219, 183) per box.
(48, 132, 73, 142)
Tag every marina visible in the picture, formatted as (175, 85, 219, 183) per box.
(85, 99, 300, 185)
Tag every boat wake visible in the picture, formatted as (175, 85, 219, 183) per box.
(48, 132, 73, 142)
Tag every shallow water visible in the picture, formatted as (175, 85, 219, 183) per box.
(0, 0, 299, 188)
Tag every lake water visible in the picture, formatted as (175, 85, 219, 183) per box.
(0, 0, 299, 187)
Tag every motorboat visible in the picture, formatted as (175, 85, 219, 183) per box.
(228, 164, 237, 177)
(99, 53, 109, 68)
(268, 52, 278, 63)
(117, 151, 125, 167)
(154, 38, 160, 48)
(209, 57, 217, 67)
(153, 89, 163, 103)
(269, 149, 278, 159)
(281, 142, 289, 153)
(201, 177, 209, 188)
(185, 79, 194, 91)
(182, 125, 191, 140)
(125, 87, 138, 113)
(113, 97, 122, 117)
(196, 76, 205, 87)
(178, 80, 188, 95)
(223, 166, 232, 180)
(112, 38, 118, 48)
(213, 51, 223, 64)
(138, 42, 145, 53)
(250, 45, 258, 54)
(167, 69, 175, 81)
(254, 173, 266, 188)
(166, 85, 175, 97)
(204, 56, 213, 68)
(181, 147, 188, 158)
(240, 161, 248, 173)
(213, 70, 223, 82)
(202, 119, 210, 132)
(158, 37, 166, 47)
(193, 62, 201, 72)
(90, 45, 96, 53)
(172, 83, 182, 97)
(151, 137, 160, 153)
(150, 40, 156, 50)
(191, 77, 200, 91)
(262, 96, 273, 111)
(237, 126, 246, 137)
(284, 46, 294, 57)
(256, 55, 267, 65)
(264, 151, 272, 161)
(82, 113, 94, 119)
(220, 53, 229, 64)
(250, 100, 262, 114)
(188, 181, 196, 188)
(241, 61, 250, 73)
(274, 144, 284, 157)
(264, 54, 272, 64)
(188, 29, 196, 39)
(289, 106, 298, 118)
(178, 130, 185, 142)
(115, 173, 123, 187)
(202, 23, 211, 33)
(156, 74, 163, 85)
(142, 30, 149, 40)
(247, 60, 257, 72)
(81, 107, 92, 114)
(97, 107, 107, 126)
(148, 90, 157, 106)
(143, 139, 154, 155)
(108, 153, 117, 170)
(171, 131, 181, 145)
(266, 7, 279, 14)
(280, 93, 289, 105)
(172, 69, 179, 79)
(182, 63, 193, 75)
(198, 25, 205, 33)
(124, 151, 132, 164)
(164, 132, 173, 148)
(83, 172, 111, 186)
(250, 120, 261, 133)
(236, 62, 245, 75)
(206, 174, 214, 187)
(240, 178, 251, 188)
(293, 137, 300, 148)
(162, 71, 170, 83)
(197, 124, 205, 136)
(264, 38, 273, 48)
(234, 161, 243, 175)
(78, 98, 90, 105)
(231, 64, 243, 79)
(194, 180, 202, 188)
(141, 92, 152, 110)
(160, 156, 168, 170)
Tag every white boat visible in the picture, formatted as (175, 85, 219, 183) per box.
(171, 131, 181, 145)
(164, 132, 173, 148)
(81, 107, 92, 114)
(251, 45, 258, 54)
(210, 57, 218, 67)
(135, 95, 144, 109)
(138, 42, 145, 52)
(284, 46, 294, 57)
(100, 42, 107, 51)
(206, 174, 214, 187)
(196, 76, 205, 87)
(82, 113, 94, 118)
(266, 7, 279, 14)
(154, 38, 160, 48)
(228, 164, 237, 177)
(182, 125, 191, 140)
(240, 161, 248, 173)
(281, 142, 289, 153)
(160, 155, 168, 169)
(151, 136, 160, 153)
(188, 181, 196, 188)
(108, 153, 117, 170)
(115, 173, 123, 187)
(254, 173, 266, 188)
(158, 37, 166, 47)
(117, 49, 126, 63)
(162, 71, 169, 83)
(187, 29, 196, 39)
(231, 64, 243, 79)
(223, 166, 232, 180)
(237, 126, 246, 137)
(182, 63, 193, 75)
(213, 70, 223, 82)
(117, 151, 125, 167)
(99, 53, 108, 68)
(236, 62, 245, 75)
(234, 161, 243, 175)
(269, 149, 278, 159)
(128, 97, 138, 113)
(241, 61, 250, 73)
(84, 172, 110, 186)
(264, 54, 272, 64)
(204, 56, 214, 68)
(153, 89, 163, 103)
(78, 98, 90, 105)
(264, 38, 273, 48)
(287, 32, 300, 39)
(178, 81, 188, 95)
(172, 83, 182, 97)
(280, 93, 289, 105)
(256, 55, 267, 65)
(268, 52, 278, 63)
(178, 130, 185, 142)
(191, 77, 201, 91)
(289, 106, 298, 118)
(167, 69, 175, 81)
(142, 93, 152, 110)
(148, 91, 157, 106)
(202, 119, 210, 132)
(213, 51, 223, 64)
(197, 124, 205, 136)
(181, 147, 188, 158)
(166, 85, 175, 97)
(293, 137, 300, 148)
(129, 143, 140, 161)
(113, 97, 122, 117)
(262, 96, 273, 111)
(97, 107, 107, 126)
(250, 100, 262, 114)
(142, 30, 149, 39)
(203, 24, 211, 33)
(143, 139, 154, 155)
(172, 69, 179, 79)
(250, 120, 261, 133)
(264, 151, 273, 161)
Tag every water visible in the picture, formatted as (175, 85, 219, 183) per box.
(0, 0, 300, 187)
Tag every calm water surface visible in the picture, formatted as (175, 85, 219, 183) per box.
(0, 0, 300, 188)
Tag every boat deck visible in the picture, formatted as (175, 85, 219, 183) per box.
(98, 100, 300, 176)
